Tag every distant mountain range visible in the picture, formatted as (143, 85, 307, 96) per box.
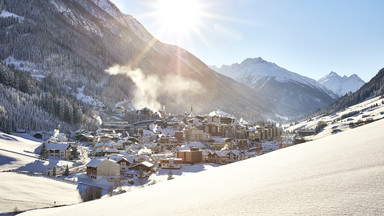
(211, 58, 337, 117)
(318, 71, 365, 97)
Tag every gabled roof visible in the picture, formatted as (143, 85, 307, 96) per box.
(134, 161, 154, 168)
(46, 143, 70, 150)
(86, 158, 103, 167)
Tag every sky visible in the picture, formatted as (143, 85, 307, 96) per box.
(110, 0, 384, 82)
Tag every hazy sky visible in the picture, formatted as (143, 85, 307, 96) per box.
(111, 0, 384, 82)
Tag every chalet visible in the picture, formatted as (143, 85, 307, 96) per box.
(86, 159, 120, 179)
(159, 158, 182, 169)
(177, 148, 202, 164)
(46, 143, 71, 160)
(133, 161, 154, 172)
(205, 151, 227, 164)
(116, 158, 133, 172)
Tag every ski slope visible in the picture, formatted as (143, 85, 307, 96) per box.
(22, 119, 384, 215)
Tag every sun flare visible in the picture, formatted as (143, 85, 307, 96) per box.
(151, 0, 204, 41)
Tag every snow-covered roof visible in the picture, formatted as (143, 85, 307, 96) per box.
(136, 161, 153, 168)
(86, 158, 103, 167)
(45, 143, 69, 150)
(208, 110, 234, 118)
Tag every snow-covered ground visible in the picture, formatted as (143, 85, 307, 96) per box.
(21, 118, 384, 215)
(0, 132, 73, 173)
(285, 95, 384, 140)
(0, 172, 80, 214)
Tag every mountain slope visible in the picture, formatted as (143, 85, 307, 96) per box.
(324, 68, 384, 114)
(212, 58, 337, 117)
(23, 118, 384, 215)
(318, 71, 365, 97)
(0, 0, 274, 122)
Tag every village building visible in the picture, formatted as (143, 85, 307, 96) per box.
(86, 158, 120, 179)
(116, 158, 133, 172)
(46, 143, 71, 160)
(159, 158, 182, 169)
(177, 148, 203, 164)
(133, 161, 155, 172)
(185, 127, 208, 141)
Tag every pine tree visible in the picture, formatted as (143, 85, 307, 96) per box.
(63, 164, 70, 176)
(39, 143, 48, 160)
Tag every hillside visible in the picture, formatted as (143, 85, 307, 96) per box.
(22, 119, 384, 215)
(0, 0, 274, 123)
(212, 57, 336, 117)
(285, 95, 384, 140)
(0, 172, 80, 214)
(318, 71, 365, 97)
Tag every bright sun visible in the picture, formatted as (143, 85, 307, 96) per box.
(152, 0, 204, 39)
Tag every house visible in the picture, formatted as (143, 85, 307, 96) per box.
(177, 148, 202, 164)
(86, 159, 120, 179)
(205, 152, 227, 164)
(46, 143, 71, 160)
(116, 158, 133, 172)
(159, 158, 182, 169)
(133, 161, 154, 172)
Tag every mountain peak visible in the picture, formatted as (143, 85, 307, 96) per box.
(318, 72, 365, 97)
(241, 57, 269, 65)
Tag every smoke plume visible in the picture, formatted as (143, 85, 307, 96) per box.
(106, 64, 204, 111)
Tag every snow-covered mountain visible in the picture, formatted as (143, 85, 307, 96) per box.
(211, 58, 337, 117)
(22, 118, 384, 215)
(318, 71, 365, 97)
(0, 0, 278, 126)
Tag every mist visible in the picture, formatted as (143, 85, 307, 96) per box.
(106, 64, 205, 112)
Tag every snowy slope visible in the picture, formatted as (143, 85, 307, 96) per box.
(0, 172, 80, 213)
(89, 0, 153, 42)
(0, 132, 41, 171)
(318, 71, 365, 97)
(23, 119, 384, 215)
(0, 132, 73, 172)
(285, 95, 384, 140)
